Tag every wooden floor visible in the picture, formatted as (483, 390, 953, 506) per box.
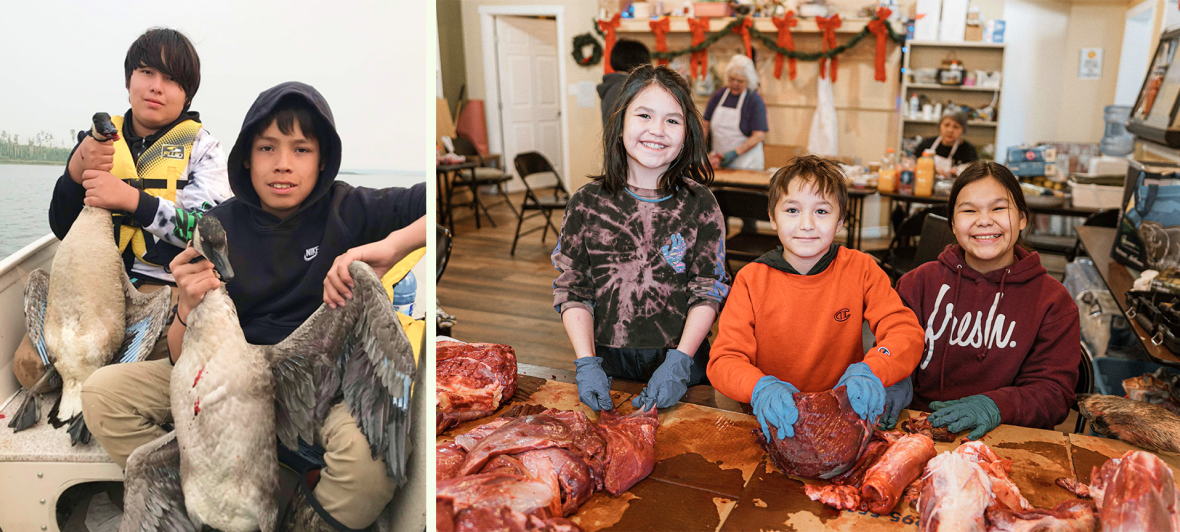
(436, 190, 891, 370)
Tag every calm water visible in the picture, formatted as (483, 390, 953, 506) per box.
(0, 163, 425, 260)
(0, 163, 60, 259)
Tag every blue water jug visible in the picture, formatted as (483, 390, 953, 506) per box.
(392, 271, 417, 316)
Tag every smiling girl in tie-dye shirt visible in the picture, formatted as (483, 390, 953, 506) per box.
(553, 65, 729, 413)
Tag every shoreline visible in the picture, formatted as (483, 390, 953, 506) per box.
(0, 160, 65, 166)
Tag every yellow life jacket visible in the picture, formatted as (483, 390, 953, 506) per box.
(109, 115, 201, 266)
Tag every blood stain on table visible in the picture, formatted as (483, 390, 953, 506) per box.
(1071, 444, 1110, 485)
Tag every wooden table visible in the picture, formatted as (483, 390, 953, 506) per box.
(1076, 226, 1180, 366)
(436, 160, 479, 235)
(439, 375, 1106, 531)
(711, 169, 875, 250)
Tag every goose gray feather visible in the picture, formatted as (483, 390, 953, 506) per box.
(12, 206, 172, 443)
(121, 215, 416, 531)
(120, 431, 195, 532)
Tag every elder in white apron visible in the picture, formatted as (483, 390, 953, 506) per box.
(913, 110, 979, 177)
(704, 55, 768, 170)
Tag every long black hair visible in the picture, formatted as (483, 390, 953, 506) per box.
(948, 160, 1030, 230)
(598, 64, 713, 195)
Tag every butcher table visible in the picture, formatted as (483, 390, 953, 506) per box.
(439, 373, 1180, 531)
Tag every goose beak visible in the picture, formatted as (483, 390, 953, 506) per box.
(208, 250, 235, 283)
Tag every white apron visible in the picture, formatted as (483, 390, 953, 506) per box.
(931, 136, 962, 174)
(712, 89, 765, 170)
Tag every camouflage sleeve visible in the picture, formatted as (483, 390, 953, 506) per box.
(686, 191, 730, 311)
(142, 128, 232, 245)
(552, 192, 596, 314)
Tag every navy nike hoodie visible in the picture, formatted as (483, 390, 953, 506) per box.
(209, 82, 426, 345)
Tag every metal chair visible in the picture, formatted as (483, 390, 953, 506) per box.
(1075, 342, 1096, 433)
(712, 188, 781, 276)
(511, 152, 570, 255)
(437, 224, 453, 281)
(875, 208, 953, 284)
(447, 136, 517, 229)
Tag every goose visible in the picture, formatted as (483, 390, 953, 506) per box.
(120, 215, 416, 532)
(12, 204, 172, 444)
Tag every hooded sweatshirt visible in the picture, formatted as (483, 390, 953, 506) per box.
(597, 72, 629, 126)
(895, 245, 1080, 430)
(208, 82, 426, 345)
(707, 246, 925, 403)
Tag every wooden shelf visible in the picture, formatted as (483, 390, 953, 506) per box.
(907, 40, 1006, 48)
(615, 16, 901, 34)
(907, 83, 1001, 92)
(904, 118, 998, 127)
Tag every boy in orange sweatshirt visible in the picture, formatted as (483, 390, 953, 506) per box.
(707, 156, 924, 440)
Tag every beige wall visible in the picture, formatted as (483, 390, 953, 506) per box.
(1053, 2, 1128, 142)
(439, 0, 468, 114)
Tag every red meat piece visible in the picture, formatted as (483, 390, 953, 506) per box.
(754, 387, 874, 480)
(985, 499, 1099, 532)
(438, 442, 467, 481)
(597, 407, 660, 496)
(1090, 450, 1180, 532)
(860, 433, 937, 514)
(804, 484, 861, 510)
(437, 342, 518, 434)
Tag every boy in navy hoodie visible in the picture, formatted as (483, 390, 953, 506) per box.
(82, 82, 427, 530)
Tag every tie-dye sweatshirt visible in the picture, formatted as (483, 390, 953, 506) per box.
(552, 180, 730, 349)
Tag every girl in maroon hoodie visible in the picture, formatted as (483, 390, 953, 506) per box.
(891, 162, 1080, 439)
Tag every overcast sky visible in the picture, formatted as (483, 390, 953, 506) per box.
(1, 0, 436, 175)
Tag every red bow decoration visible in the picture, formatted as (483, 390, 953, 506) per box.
(731, 16, 753, 58)
(772, 11, 798, 80)
(598, 13, 622, 74)
(688, 17, 710, 80)
(867, 8, 892, 82)
(650, 17, 671, 66)
(816, 14, 842, 81)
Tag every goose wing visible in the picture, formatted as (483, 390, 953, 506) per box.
(23, 268, 52, 367)
(265, 261, 416, 486)
(116, 270, 174, 364)
(120, 431, 195, 532)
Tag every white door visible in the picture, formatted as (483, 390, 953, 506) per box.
(495, 16, 561, 189)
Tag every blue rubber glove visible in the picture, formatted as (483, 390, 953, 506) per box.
(751, 375, 801, 440)
(633, 349, 692, 410)
(878, 376, 913, 430)
(928, 395, 1002, 441)
(720, 150, 740, 167)
(574, 357, 615, 412)
(836, 362, 886, 422)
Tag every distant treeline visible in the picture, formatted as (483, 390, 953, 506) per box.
(0, 130, 74, 164)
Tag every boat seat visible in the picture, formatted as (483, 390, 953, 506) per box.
(0, 390, 123, 532)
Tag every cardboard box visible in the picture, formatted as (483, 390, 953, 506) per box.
(965, 24, 983, 41)
(985, 20, 1006, 43)
(1009, 161, 1055, 177)
(1008, 146, 1058, 164)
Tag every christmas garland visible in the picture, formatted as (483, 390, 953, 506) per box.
(572, 33, 604, 66)
(599, 14, 907, 62)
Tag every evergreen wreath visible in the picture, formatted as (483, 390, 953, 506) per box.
(637, 15, 904, 62)
(572, 33, 604, 66)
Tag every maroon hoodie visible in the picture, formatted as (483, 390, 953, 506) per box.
(895, 245, 1080, 429)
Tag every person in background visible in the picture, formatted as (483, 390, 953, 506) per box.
(704, 54, 768, 170)
(556, 65, 728, 414)
(913, 109, 979, 177)
(885, 162, 1080, 439)
(598, 40, 652, 126)
(708, 156, 924, 441)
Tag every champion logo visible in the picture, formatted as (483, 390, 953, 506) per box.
(877, 347, 891, 357)
(304, 246, 319, 262)
(834, 308, 851, 322)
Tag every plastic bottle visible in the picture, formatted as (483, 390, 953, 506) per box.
(878, 148, 897, 193)
(392, 271, 417, 316)
(898, 155, 916, 195)
(909, 95, 920, 119)
(915, 149, 935, 196)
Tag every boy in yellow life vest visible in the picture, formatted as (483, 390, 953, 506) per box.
(13, 28, 230, 388)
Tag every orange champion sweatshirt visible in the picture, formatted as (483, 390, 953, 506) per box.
(708, 247, 925, 403)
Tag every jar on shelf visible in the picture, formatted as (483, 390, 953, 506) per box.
(938, 59, 965, 86)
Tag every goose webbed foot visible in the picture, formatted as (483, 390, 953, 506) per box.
(7, 391, 40, 432)
(67, 414, 91, 446)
